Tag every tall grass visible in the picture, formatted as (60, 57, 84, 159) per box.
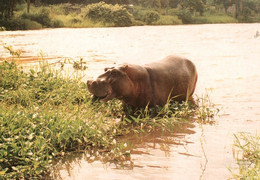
(231, 133, 260, 179)
(0, 52, 219, 179)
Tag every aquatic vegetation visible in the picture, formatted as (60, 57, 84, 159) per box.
(231, 133, 260, 179)
(195, 94, 220, 124)
(3, 45, 22, 58)
(0, 59, 219, 179)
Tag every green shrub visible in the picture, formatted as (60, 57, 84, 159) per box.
(143, 10, 160, 24)
(21, 19, 43, 29)
(0, 18, 43, 30)
(51, 19, 64, 28)
(0, 18, 22, 30)
(176, 9, 193, 24)
(21, 8, 52, 28)
(131, 6, 146, 21)
(111, 5, 133, 27)
(84, 2, 133, 27)
(154, 15, 182, 25)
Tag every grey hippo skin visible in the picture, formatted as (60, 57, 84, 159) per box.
(87, 55, 198, 107)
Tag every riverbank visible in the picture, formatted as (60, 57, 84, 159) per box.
(2, 2, 259, 31)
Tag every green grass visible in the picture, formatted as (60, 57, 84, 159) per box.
(192, 13, 238, 24)
(231, 133, 260, 179)
(0, 49, 219, 179)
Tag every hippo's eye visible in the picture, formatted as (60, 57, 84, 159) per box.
(110, 69, 119, 76)
(109, 69, 125, 78)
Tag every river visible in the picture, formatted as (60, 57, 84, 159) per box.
(1, 24, 260, 179)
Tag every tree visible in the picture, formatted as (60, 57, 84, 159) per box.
(233, 0, 242, 17)
(214, 0, 233, 13)
(179, 0, 207, 15)
(237, 0, 260, 21)
(27, 0, 30, 13)
(0, 0, 17, 19)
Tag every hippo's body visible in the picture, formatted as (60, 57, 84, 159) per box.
(87, 55, 198, 107)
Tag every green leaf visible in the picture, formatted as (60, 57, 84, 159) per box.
(0, 168, 8, 175)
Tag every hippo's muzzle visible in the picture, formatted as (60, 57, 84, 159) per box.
(87, 79, 114, 101)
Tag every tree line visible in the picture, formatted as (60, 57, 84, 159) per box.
(1, 0, 259, 21)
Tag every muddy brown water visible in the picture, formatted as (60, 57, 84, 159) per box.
(1, 24, 260, 179)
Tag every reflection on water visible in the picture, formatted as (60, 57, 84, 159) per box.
(1, 24, 260, 179)
(52, 123, 197, 180)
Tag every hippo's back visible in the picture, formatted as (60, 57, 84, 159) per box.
(144, 55, 197, 104)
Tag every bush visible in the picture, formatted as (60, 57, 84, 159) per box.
(84, 2, 133, 27)
(0, 19, 20, 30)
(143, 10, 160, 24)
(21, 8, 52, 28)
(111, 5, 133, 27)
(51, 19, 64, 28)
(131, 6, 146, 21)
(176, 9, 193, 24)
(21, 19, 43, 29)
(154, 15, 182, 25)
(0, 18, 42, 30)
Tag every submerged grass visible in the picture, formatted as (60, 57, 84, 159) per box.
(0, 59, 219, 179)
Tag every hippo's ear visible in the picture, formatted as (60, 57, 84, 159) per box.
(117, 65, 129, 73)
(122, 65, 129, 72)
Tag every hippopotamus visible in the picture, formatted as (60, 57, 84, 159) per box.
(87, 55, 197, 107)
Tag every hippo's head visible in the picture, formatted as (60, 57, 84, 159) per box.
(87, 65, 134, 102)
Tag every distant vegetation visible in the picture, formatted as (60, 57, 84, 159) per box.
(0, 0, 259, 30)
